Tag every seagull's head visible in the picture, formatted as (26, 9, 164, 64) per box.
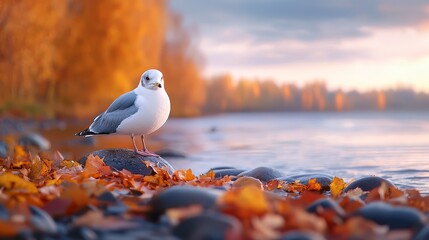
(139, 69, 165, 91)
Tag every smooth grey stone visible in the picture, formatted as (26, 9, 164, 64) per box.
(30, 205, 58, 234)
(354, 202, 425, 230)
(344, 176, 395, 192)
(79, 148, 174, 175)
(306, 198, 345, 218)
(148, 186, 219, 221)
(414, 225, 429, 240)
(0, 203, 8, 220)
(0, 140, 7, 158)
(214, 169, 245, 178)
(280, 230, 326, 240)
(155, 149, 186, 158)
(19, 133, 51, 150)
(238, 166, 285, 182)
(209, 166, 236, 171)
(172, 212, 242, 240)
(278, 173, 334, 191)
(67, 227, 98, 240)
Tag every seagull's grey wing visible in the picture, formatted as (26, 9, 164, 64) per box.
(89, 91, 138, 134)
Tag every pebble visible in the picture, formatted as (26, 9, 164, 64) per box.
(278, 173, 334, 191)
(0, 203, 9, 220)
(354, 202, 425, 230)
(238, 166, 285, 182)
(30, 205, 58, 234)
(232, 176, 263, 189)
(18, 133, 51, 150)
(148, 186, 220, 221)
(414, 225, 429, 240)
(214, 169, 245, 178)
(79, 148, 175, 175)
(306, 198, 345, 218)
(280, 230, 326, 240)
(172, 212, 242, 240)
(67, 227, 98, 240)
(0, 140, 7, 158)
(343, 176, 395, 192)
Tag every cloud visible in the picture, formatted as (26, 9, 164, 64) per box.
(169, 1, 429, 91)
(170, 0, 429, 41)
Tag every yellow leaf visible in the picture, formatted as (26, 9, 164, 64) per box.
(330, 176, 346, 197)
(200, 170, 215, 179)
(221, 185, 268, 215)
(0, 173, 38, 193)
(307, 178, 322, 191)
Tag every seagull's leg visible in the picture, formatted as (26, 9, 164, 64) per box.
(131, 134, 139, 152)
(137, 135, 159, 157)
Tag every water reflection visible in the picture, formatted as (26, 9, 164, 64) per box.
(44, 111, 429, 193)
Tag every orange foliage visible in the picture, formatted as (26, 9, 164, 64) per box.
(335, 91, 346, 111)
(0, 0, 205, 118)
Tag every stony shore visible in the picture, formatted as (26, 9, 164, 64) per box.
(0, 146, 428, 240)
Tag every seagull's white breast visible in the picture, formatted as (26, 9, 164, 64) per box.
(115, 88, 170, 135)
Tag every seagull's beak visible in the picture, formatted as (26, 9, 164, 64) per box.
(151, 82, 162, 89)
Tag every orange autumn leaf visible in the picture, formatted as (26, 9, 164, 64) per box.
(330, 176, 346, 197)
(29, 156, 51, 180)
(14, 145, 27, 158)
(83, 154, 112, 177)
(173, 169, 196, 181)
(200, 170, 215, 179)
(307, 178, 322, 191)
(221, 185, 269, 216)
(0, 173, 38, 193)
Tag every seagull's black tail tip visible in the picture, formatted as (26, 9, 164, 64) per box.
(75, 129, 95, 137)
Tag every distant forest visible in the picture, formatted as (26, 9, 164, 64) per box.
(1, 1, 428, 118)
(205, 76, 429, 113)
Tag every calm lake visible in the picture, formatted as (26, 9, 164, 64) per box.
(52, 111, 429, 194)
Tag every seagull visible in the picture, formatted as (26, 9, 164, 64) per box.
(75, 69, 170, 157)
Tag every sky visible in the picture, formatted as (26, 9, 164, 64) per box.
(169, 0, 429, 92)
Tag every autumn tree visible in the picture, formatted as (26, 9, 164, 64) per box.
(160, 13, 206, 117)
(0, 0, 65, 116)
(55, 0, 167, 117)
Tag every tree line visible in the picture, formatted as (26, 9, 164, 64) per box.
(205, 75, 429, 113)
(1, 0, 428, 118)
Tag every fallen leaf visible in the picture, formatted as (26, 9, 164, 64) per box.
(330, 177, 346, 197)
(0, 173, 38, 193)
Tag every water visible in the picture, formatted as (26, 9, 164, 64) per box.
(47, 111, 429, 194)
(156, 112, 429, 193)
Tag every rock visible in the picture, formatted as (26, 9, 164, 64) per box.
(18, 133, 51, 150)
(280, 230, 326, 240)
(414, 225, 429, 240)
(30, 205, 58, 234)
(278, 173, 334, 191)
(155, 149, 186, 158)
(238, 166, 285, 182)
(0, 203, 9, 220)
(97, 191, 119, 204)
(214, 169, 245, 178)
(354, 202, 425, 230)
(67, 227, 98, 240)
(0, 140, 7, 158)
(343, 176, 395, 192)
(232, 176, 263, 189)
(79, 148, 174, 175)
(210, 166, 236, 171)
(148, 186, 220, 221)
(172, 212, 242, 240)
(306, 198, 345, 218)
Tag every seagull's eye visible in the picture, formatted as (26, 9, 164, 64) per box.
(145, 76, 150, 81)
